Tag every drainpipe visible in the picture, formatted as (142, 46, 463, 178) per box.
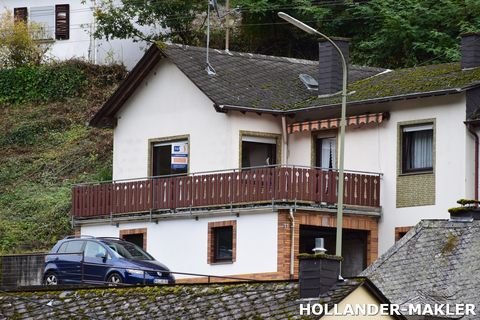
(289, 208, 295, 279)
(282, 116, 288, 165)
(466, 122, 479, 200)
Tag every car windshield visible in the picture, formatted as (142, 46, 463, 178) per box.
(103, 240, 154, 261)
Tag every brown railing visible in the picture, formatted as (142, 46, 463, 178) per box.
(72, 166, 381, 218)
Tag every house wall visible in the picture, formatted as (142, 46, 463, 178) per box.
(0, 0, 145, 68)
(113, 60, 282, 180)
(322, 286, 396, 319)
(288, 94, 469, 254)
(80, 210, 278, 279)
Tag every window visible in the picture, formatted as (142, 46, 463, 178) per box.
(120, 228, 147, 250)
(208, 221, 236, 264)
(241, 135, 277, 168)
(151, 139, 188, 176)
(57, 240, 85, 254)
(84, 241, 107, 259)
(402, 124, 433, 173)
(29, 6, 55, 40)
(16, 5, 69, 40)
(395, 226, 412, 242)
(315, 137, 336, 169)
(13, 7, 28, 24)
(214, 227, 233, 261)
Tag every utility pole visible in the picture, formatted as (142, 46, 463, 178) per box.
(225, 0, 230, 51)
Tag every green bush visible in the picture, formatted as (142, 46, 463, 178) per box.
(0, 63, 86, 104)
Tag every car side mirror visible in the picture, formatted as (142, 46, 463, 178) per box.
(96, 252, 108, 261)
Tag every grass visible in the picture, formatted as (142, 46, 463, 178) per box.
(0, 60, 126, 254)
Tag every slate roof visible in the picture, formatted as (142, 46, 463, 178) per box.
(163, 44, 384, 111)
(362, 219, 480, 319)
(0, 278, 395, 319)
(90, 43, 480, 127)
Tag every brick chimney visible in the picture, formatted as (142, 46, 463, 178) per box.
(298, 254, 342, 298)
(461, 33, 480, 70)
(318, 38, 350, 96)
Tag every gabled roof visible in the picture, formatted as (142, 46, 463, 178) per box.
(362, 219, 480, 319)
(0, 278, 401, 319)
(91, 43, 480, 127)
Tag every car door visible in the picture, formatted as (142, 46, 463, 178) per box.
(82, 241, 110, 284)
(56, 240, 85, 283)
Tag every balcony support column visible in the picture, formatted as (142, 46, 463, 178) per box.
(282, 116, 289, 165)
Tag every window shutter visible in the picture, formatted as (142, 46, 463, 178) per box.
(14, 7, 28, 24)
(55, 4, 69, 40)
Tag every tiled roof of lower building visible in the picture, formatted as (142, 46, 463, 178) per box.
(0, 278, 393, 319)
(362, 219, 480, 319)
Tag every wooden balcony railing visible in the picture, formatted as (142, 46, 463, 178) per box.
(72, 166, 381, 218)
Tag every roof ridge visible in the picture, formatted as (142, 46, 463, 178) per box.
(164, 42, 385, 72)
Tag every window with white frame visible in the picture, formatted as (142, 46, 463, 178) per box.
(315, 136, 336, 169)
(401, 124, 433, 173)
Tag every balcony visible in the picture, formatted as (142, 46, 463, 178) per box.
(72, 165, 381, 218)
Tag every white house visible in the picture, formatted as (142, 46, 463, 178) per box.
(73, 33, 480, 281)
(1, 0, 146, 68)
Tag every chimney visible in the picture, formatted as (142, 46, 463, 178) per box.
(461, 33, 480, 70)
(318, 37, 350, 96)
(298, 254, 342, 298)
(449, 199, 480, 221)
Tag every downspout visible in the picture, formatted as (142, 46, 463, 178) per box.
(282, 116, 288, 165)
(289, 208, 295, 279)
(466, 123, 479, 200)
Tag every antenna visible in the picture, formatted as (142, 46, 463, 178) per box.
(206, 0, 219, 76)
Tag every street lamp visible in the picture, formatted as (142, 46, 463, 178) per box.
(278, 12, 348, 261)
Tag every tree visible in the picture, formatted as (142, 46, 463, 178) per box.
(0, 11, 50, 68)
(233, 0, 480, 68)
(94, 0, 207, 45)
(93, 0, 480, 68)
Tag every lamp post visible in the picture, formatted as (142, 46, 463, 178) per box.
(278, 12, 347, 261)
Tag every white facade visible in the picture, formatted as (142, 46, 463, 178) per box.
(113, 58, 476, 254)
(113, 60, 282, 180)
(81, 210, 278, 279)
(0, 0, 146, 68)
(79, 53, 479, 278)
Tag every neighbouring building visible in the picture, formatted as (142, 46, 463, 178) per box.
(1, 0, 147, 68)
(362, 211, 480, 319)
(72, 33, 480, 281)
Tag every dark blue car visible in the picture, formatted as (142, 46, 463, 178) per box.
(43, 236, 175, 286)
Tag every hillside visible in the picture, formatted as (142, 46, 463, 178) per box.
(0, 61, 126, 254)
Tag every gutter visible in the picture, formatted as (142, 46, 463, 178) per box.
(283, 88, 466, 116)
(466, 120, 480, 200)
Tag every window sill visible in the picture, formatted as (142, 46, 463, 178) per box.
(209, 260, 234, 265)
(399, 170, 434, 177)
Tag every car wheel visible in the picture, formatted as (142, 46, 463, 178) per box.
(44, 272, 59, 286)
(106, 272, 123, 286)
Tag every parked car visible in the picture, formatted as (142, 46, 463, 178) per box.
(43, 236, 175, 286)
